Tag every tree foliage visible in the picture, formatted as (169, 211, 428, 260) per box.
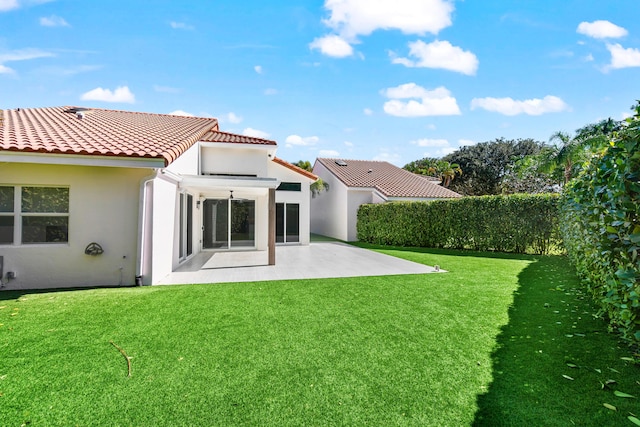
(559, 104, 640, 345)
(403, 158, 462, 187)
(293, 160, 329, 197)
(512, 118, 622, 190)
(441, 138, 543, 195)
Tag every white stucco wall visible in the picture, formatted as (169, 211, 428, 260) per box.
(310, 161, 350, 241)
(201, 146, 269, 177)
(166, 143, 200, 175)
(346, 189, 374, 242)
(0, 162, 149, 290)
(267, 161, 314, 245)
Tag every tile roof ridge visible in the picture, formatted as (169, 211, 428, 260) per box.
(272, 157, 318, 181)
(207, 129, 277, 144)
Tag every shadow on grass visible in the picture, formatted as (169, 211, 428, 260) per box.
(0, 285, 138, 301)
(472, 256, 639, 426)
(352, 241, 539, 262)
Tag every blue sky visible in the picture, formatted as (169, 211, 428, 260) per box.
(1, 0, 639, 166)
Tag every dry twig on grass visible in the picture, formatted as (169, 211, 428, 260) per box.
(110, 341, 132, 377)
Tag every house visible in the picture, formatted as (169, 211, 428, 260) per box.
(0, 106, 316, 290)
(310, 158, 461, 241)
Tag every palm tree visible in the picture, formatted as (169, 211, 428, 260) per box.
(293, 160, 329, 197)
(403, 158, 462, 187)
(544, 126, 612, 184)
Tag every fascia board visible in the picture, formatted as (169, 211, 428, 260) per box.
(0, 151, 164, 169)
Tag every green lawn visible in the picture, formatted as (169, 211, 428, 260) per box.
(1, 246, 638, 426)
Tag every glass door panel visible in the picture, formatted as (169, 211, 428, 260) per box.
(285, 203, 300, 243)
(230, 200, 255, 247)
(203, 199, 228, 249)
(276, 203, 285, 243)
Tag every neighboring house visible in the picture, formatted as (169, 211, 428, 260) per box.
(311, 158, 462, 241)
(0, 106, 316, 290)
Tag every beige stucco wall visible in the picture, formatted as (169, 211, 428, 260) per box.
(0, 162, 149, 290)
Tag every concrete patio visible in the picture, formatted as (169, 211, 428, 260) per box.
(157, 241, 441, 285)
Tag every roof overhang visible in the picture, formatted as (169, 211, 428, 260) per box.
(199, 141, 277, 155)
(179, 174, 279, 193)
(0, 150, 164, 168)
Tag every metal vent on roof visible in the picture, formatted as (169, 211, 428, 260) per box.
(335, 160, 348, 166)
(64, 107, 91, 114)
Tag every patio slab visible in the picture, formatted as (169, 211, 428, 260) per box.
(157, 241, 440, 285)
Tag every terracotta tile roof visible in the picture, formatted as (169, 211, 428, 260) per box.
(315, 158, 462, 199)
(272, 157, 318, 181)
(200, 130, 277, 146)
(0, 106, 223, 166)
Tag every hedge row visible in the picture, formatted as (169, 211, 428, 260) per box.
(357, 194, 561, 254)
(559, 107, 640, 345)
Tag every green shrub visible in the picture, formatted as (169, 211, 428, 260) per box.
(357, 194, 561, 255)
(559, 105, 640, 345)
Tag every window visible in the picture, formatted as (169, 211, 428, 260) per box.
(0, 186, 69, 245)
(276, 182, 301, 192)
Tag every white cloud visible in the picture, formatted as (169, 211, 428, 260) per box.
(309, 34, 353, 57)
(0, 48, 54, 63)
(169, 110, 193, 116)
(0, 0, 19, 11)
(392, 40, 478, 75)
(219, 112, 243, 124)
(577, 20, 627, 39)
(410, 138, 449, 147)
(0, 0, 54, 12)
(437, 147, 456, 156)
(254, 65, 263, 74)
(382, 83, 461, 117)
(605, 43, 640, 70)
(344, 141, 354, 147)
(584, 53, 594, 62)
(264, 88, 278, 95)
(80, 86, 135, 103)
(0, 64, 14, 74)
(243, 128, 270, 139)
(285, 134, 319, 147)
(470, 95, 569, 116)
(458, 139, 476, 146)
(322, 0, 454, 40)
(40, 15, 69, 27)
(373, 150, 402, 166)
(319, 149, 340, 157)
(170, 21, 194, 30)
(363, 108, 373, 115)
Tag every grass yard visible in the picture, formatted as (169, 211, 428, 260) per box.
(1, 246, 638, 426)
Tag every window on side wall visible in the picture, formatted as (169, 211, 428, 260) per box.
(276, 182, 301, 192)
(0, 186, 69, 245)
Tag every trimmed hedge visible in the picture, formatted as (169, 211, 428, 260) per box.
(357, 194, 561, 255)
(559, 106, 640, 345)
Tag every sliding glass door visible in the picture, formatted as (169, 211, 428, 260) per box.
(203, 198, 255, 249)
(276, 203, 299, 243)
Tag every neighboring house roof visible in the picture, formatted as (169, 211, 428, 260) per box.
(272, 157, 318, 181)
(201, 130, 277, 146)
(0, 106, 236, 166)
(314, 158, 462, 199)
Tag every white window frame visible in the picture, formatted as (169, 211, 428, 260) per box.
(0, 185, 70, 246)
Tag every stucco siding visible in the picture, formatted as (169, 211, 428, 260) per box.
(310, 161, 349, 241)
(346, 189, 374, 242)
(201, 146, 268, 177)
(0, 162, 148, 289)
